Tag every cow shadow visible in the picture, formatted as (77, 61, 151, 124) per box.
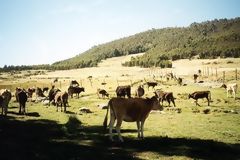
(0, 118, 239, 160)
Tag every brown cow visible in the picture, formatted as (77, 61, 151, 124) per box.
(0, 89, 12, 116)
(135, 85, 145, 97)
(145, 82, 158, 90)
(27, 87, 35, 98)
(18, 90, 28, 114)
(189, 91, 211, 106)
(154, 89, 176, 107)
(97, 89, 109, 99)
(103, 96, 162, 142)
(68, 86, 85, 98)
(116, 85, 131, 98)
(54, 91, 68, 112)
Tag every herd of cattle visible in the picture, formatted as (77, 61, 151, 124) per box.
(0, 78, 238, 141)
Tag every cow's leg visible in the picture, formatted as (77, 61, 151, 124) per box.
(108, 112, 116, 141)
(195, 99, 200, 106)
(19, 104, 22, 114)
(115, 117, 123, 142)
(172, 98, 176, 107)
(167, 99, 171, 107)
(140, 119, 146, 139)
(227, 90, 229, 98)
(206, 97, 210, 106)
(136, 121, 141, 138)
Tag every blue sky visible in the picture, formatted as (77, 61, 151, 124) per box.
(0, 0, 239, 67)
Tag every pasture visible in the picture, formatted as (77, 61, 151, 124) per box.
(0, 55, 240, 160)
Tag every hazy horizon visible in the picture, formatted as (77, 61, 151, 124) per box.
(1, 0, 240, 67)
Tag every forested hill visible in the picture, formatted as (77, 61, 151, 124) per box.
(52, 17, 240, 69)
(1, 17, 240, 72)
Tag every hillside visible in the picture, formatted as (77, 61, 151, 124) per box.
(1, 17, 240, 72)
(51, 17, 240, 70)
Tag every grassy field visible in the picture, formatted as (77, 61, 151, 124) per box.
(0, 55, 240, 160)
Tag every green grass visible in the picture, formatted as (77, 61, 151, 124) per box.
(0, 77, 240, 160)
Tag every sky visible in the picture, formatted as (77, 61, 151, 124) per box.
(0, 0, 240, 67)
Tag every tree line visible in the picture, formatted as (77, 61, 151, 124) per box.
(1, 17, 240, 72)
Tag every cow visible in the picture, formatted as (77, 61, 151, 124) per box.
(177, 78, 183, 86)
(189, 91, 211, 106)
(54, 91, 68, 112)
(36, 87, 46, 98)
(18, 90, 28, 114)
(193, 74, 198, 83)
(103, 96, 162, 142)
(48, 86, 61, 106)
(145, 82, 158, 90)
(27, 87, 35, 98)
(15, 87, 22, 102)
(154, 89, 176, 107)
(135, 85, 145, 97)
(42, 87, 49, 93)
(116, 85, 131, 98)
(221, 83, 238, 99)
(0, 89, 12, 116)
(68, 86, 85, 98)
(97, 89, 109, 99)
(70, 80, 79, 87)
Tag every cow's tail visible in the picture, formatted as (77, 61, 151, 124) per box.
(103, 99, 111, 130)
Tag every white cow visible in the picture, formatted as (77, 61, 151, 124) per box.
(221, 83, 238, 99)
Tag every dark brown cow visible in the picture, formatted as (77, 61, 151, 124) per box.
(135, 85, 145, 97)
(116, 85, 131, 98)
(193, 74, 198, 83)
(70, 80, 79, 87)
(36, 87, 45, 97)
(43, 87, 49, 93)
(145, 82, 158, 90)
(54, 91, 68, 112)
(189, 91, 211, 106)
(154, 89, 176, 107)
(68, 86, 85, 98)
(103, 96, 162, 142)
(97, 89, 109, 99)
(18, 90, 28, 114)
(0, 89, 12, 116)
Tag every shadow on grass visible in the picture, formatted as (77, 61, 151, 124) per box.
(0, 116, 239, 160)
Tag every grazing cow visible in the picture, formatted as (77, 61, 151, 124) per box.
(27, 87, 35, 98)
(145, 82, 158, 90)
(97, 89, 109, 98)
(0, 89, 12, 116)
(116, 85, 131, 98)
(135, 85, 145, 97)
(68, 86, 85, 98)
(18, 90, 28, 114)
(48, 86, 61, 106)
(154, 89, 176, 107)
(177, 78, 183, 86)
(54, 91, 68, 112)
(189, 91, 211, 106)
(70, 80, 79, 87)
(42, 87, 49, 93)
(193, 74, 198, 83)
(103, 96, 162, 142)
(36, 87, 46, 97)
(221, 83, 238, 99)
